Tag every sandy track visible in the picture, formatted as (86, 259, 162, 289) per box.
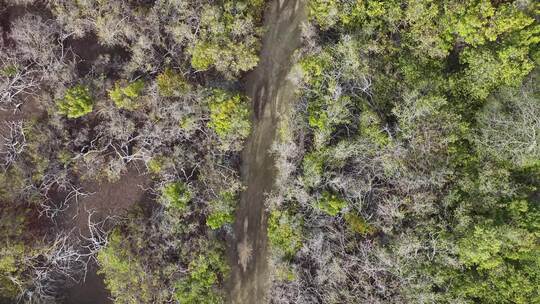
(227, 0, 306, 303)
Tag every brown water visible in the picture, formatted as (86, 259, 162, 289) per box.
(227, 0, 307, 303)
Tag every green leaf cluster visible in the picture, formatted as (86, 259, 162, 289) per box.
(344, 212, 375, 236)
(57, 85, 94, 118)
(109, 80, 145, 110)
(161, 181, 192, 211)
(206, 189, 238, 229)
(156, 68, 190, 97)
(174, 247, 229, 304)
(315, 191, 347, 216)
(267, 210, 303, 259)
(207, 89, 251, 151)
(0, 64, 18, 77)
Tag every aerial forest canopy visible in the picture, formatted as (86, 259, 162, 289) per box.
(268, 1, 539, 303)
(0, 0, 262, 303)
(0, 0, 539, 304)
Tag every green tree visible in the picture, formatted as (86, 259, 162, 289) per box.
(156, 68, 190, 97)
(0, 166, 25, 202)
(109, 80, 145, 110)
(207, 89, 251, 151)
(174, 246, 229, 304)
(267, 210, 303, 259)
(191, 43, 218, 71)
(206, 190, 237, 229)
(161, 181, 192, 211)
(190, 1, 262, 78)
(97, 230, 153, 304)
(344, 212, 375, 236)
(0, 208, 30, 300)
(302, 149, 327, 189)
(57, 85, 94, 118)
(315, 191, 347, 216)
(445, 219, 540, 304)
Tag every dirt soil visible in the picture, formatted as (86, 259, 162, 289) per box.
(227, 0, 307, 303)
(61, 165, 151, 303)
(62, 264, 112, 304)
(64, 32, 130, 76)
(62, 165, 151, 234)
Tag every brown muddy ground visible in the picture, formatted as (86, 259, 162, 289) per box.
(62, 165, 151, 234)
(61, 165, 151, 304)
(63, 264, 112, 304)
(227, 0, 307, 303)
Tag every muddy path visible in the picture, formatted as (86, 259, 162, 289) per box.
(227, 0, 306, 303)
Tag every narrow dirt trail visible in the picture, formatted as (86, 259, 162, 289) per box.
(228, 0, 306, 303)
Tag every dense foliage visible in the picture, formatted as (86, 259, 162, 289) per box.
(207, 89, 252, 151)
(267, 0, 540, 303)
(1, 0, 539, 303)
(0, 0, 261, 303)
(56, 85, 94, 118)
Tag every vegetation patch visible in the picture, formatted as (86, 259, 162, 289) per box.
(97, 230, 154, 304)
(160, 181, 192, 211)
(267, 210, 303, 259)
(266, 1, 540, 302)
(109, 80, 145, 110)
(57, 85, 94, 118)
(174, 246, 229, 304)
(207, 89, 251, 151)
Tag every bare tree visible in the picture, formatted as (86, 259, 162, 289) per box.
(32, 171, 93, 221)
(0, 120, 26, 168)
(21, 231, 85, 303)
(476, 81, 540, 166)
(8, 13, 76, 95)
(0, 57, 39, 110)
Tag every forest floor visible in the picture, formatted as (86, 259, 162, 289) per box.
(60, 165, 151, 235)
(61, 165, 151, 304)
(227, 0, 306, 303)
(2, 5, 148, 300)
